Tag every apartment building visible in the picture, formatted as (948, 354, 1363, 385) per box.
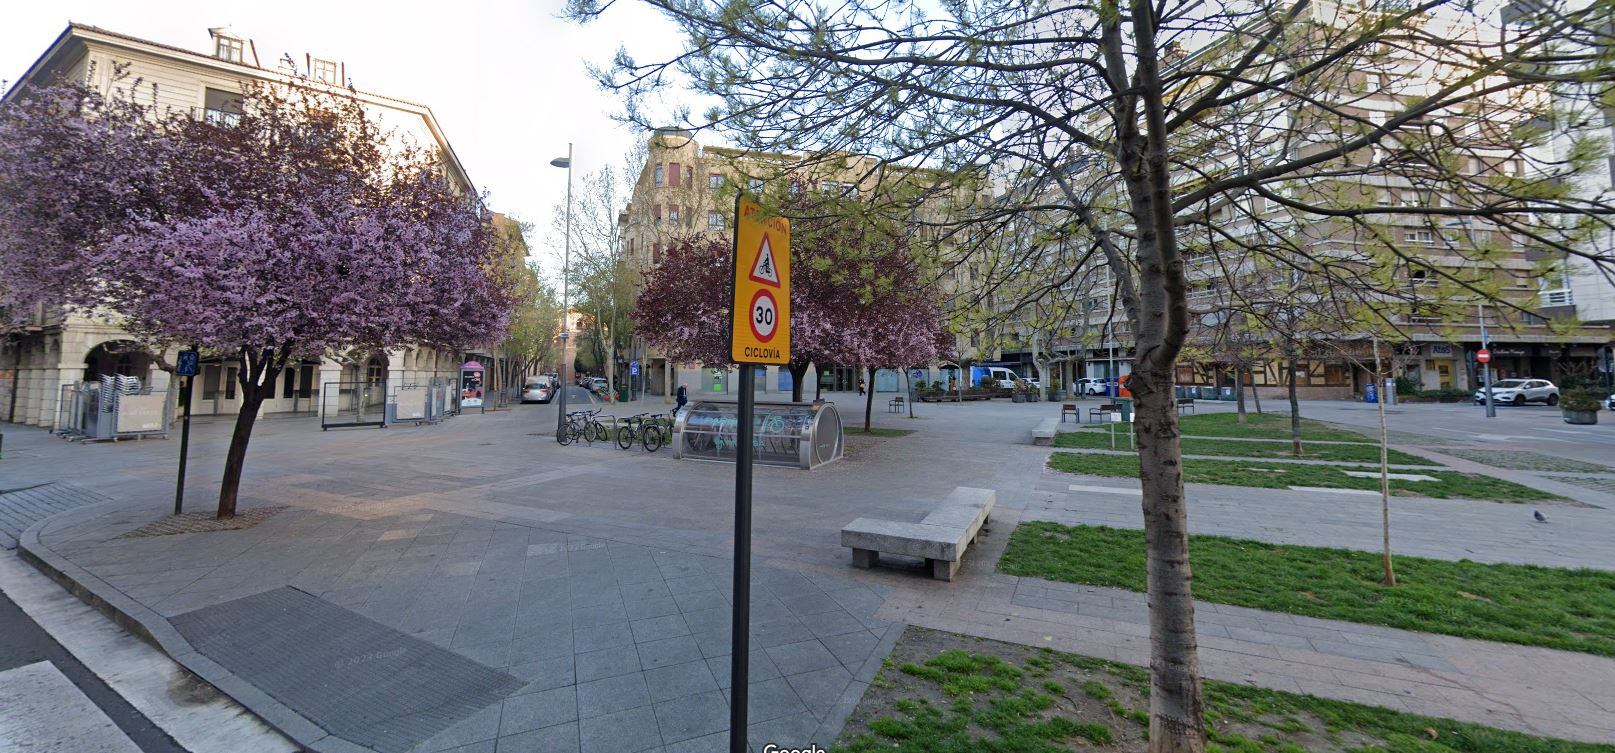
(997, 5, 1612, 399)
(0, 23, 522, 428)
(619, 129, 981, 397)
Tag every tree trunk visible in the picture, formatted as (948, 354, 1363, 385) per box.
(906, 368, 915, 418)
(217, 395, 264, 519)
(813, 363, 823, 401)
(863, 366, 876, 432)
(1250, 368, 1263, 414)
(1132, 364, 1205, 753)
(789, 360, 810, 403)
(216, 349, 280, 519)
(1287, 356, 1303, 456)
(1234, 366, 1246, 423)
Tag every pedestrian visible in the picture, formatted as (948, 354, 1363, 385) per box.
(674, 382, 689, 418)
(857, 377, 866, 396)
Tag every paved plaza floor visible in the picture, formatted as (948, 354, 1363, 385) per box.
(3, 393, 1615, 750)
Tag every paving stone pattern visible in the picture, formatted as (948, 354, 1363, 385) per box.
(0, 482, 107, 550)
(1436, 449, 1614, 474)
(11, 397, 1615, 748)
(33, 496, 896, 753)
(171, 587, 522, 753)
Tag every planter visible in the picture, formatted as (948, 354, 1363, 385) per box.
(1563, 409, 1599, 425)
(1011, 393, 1027, 403)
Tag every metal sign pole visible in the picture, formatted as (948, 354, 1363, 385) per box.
(174, 374, 193, 515)
(173, 349, 199, 515)
(730, 366, 755, 753)
(1479, 303, 1495, 418)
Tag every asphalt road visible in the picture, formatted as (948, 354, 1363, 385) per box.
(0, 583, 184, 753)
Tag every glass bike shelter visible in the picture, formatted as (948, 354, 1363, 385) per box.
(672, 400, 844, 470)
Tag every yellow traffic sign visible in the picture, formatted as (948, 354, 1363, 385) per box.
(730, 195, 791, 364)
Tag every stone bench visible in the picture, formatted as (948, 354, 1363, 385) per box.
(1031, 417, 1059, 446)
(841, 487, 995, 581)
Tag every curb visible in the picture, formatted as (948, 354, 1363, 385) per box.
(18, 501, 366, 753)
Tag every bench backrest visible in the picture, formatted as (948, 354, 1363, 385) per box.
(1177, 398, 1194, 405)
(1097, 403, 1119, 410)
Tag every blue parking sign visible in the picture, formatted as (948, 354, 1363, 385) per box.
(176, 350, 200, 377)
(629, 360, 640, 376)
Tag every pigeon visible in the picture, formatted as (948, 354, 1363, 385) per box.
(1533, 510, 1549, 523)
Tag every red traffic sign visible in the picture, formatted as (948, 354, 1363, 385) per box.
(1477, 349, 1491, 364)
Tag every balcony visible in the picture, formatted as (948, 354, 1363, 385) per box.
(203, 108, 240, 127)
(1541, 288, 1575, 307)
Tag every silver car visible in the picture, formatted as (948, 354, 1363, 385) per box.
(1474, 378, 1559, 406)
(521, 377, 553, 404)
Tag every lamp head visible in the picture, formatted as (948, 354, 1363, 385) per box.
(549, 157, 571, 168)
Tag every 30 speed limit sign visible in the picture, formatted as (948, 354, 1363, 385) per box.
(749, 289, 779, 342)
(729, 195, 790, 364)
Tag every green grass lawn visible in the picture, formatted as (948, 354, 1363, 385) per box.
(1174, 412, 1373, 442)
(1047, 451, 1560, 503)
(1000, 522, 1615, 656)
(1053, 429, 1437, 465)
(838, 626, 1614, 753)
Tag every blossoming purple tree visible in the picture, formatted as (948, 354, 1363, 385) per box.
(0, 77, 514, 518)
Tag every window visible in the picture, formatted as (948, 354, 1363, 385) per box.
(669, 163, 681, 188)
(215, 36, 244, 63)
(654, 164, 665, 186)
(683, 165, 693, 186)
(1404, 229, 1434, 244)
(708, 211, 724, 230)
(203, 88, 242, 127)
(708, 173, 722, 189)
(312, 59, 339, 85)
(820, 180, 838, 193)
(748, 178, 764, 193)
(282, 367, 296, 398)
(653, 205, 662, 223)
(668, 206, 681, 224)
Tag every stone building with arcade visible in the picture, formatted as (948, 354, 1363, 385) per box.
(0, 23, 524, 429)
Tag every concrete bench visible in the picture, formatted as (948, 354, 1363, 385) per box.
(841, 487, 995, 581)
(1031, 417, 1059, 446)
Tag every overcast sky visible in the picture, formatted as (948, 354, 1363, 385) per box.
(0, 0, 689, 278)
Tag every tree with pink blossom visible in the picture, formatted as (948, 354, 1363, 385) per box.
(0, 76, 513, 518)
(631, 189, 944, 425)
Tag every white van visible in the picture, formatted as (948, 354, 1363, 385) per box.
(975, 366, 1021, 390)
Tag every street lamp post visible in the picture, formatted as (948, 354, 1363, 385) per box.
(552, 146, 573, 440)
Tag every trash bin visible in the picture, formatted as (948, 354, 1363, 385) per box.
(1118, 397, 1133, 422)
(1365, 382, 1378, 404)
(616, 387, 629, 403)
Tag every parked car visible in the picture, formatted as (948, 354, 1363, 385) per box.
(521, 377, 553, 404)
(1606, 393, 1615, 411)
(1076, 377, 1118, 396)
(1473, 378, 1559, 406)
(584, 377, 610, 395)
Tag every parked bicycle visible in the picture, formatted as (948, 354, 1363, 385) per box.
(557, 408, 607, 445)
(615, 412, 669, 452)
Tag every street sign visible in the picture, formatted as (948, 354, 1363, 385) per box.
(729, 195, 791, 364)
(629, 360, 640, 376)
(176, 350, 199, 377)
(1477, 348, 1491, 364)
